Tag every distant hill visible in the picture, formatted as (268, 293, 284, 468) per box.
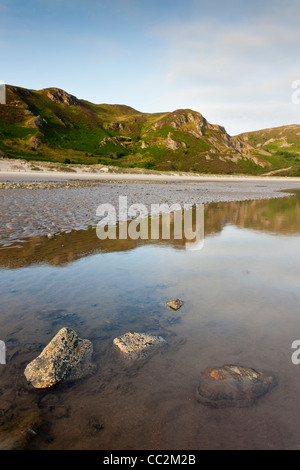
(0, 84, 299, 175)
(238, 125, 300, 176)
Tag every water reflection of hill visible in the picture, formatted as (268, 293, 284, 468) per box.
(205, 195, 300, 237)
(1, 195, 300, 269)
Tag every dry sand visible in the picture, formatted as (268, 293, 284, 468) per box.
(1, 157, 300, 183)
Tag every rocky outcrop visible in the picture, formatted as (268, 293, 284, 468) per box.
(27, 115, 47, 128)
(149, 109, 258, 161)
(29, 136, 42, 148)
(45, 88, 80, 106)
(100, 136, 132, 148)
(113, 332, 166, 360)
(106, 122, 125, 132)
(24, 327, 94, 389)
(207, 130, 252, 157)
(7, 85, 33, 98)
(152, 110, 213, 138)
(171, 111, 210, 136)
(164, 132, 186, 151)
(196, 364, 278, 408)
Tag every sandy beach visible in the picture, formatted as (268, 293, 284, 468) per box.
(1, 157, 300, 183)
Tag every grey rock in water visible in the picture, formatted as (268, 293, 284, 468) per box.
(24, 327, 94, 389)
(196, 364, 278, 408)
(166, 299, 184, 311)
(113, 332, 166, 360)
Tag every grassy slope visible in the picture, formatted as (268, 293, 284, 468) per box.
(0, 85, 299, 175)
(237, 125, 300, 176)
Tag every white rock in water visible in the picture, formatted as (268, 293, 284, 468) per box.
(24, 327, 94, 389)
(113, 332, 166, 360)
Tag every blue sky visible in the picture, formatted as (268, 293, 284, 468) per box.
(1, 0, 300, 134)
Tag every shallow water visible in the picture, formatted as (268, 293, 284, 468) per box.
(1, 194, 300, 449)
(1, 180, 299, 247)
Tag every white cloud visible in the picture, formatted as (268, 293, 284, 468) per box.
(151, 6, 300, 134)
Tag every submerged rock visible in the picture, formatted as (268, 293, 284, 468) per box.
(166, 299, 184, 311)
(196, 364, 278, 408)
(0, 411, 42, 450)
(113, 332, 166, 360)
(24, 327, 94, 389)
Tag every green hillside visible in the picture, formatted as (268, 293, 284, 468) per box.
(237, 125, 300, 176)
(0, 85, 299, 175)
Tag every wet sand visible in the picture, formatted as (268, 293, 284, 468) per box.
(1, 175, 300, 248)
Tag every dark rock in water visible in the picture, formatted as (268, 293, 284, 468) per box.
(24, 327, 94, 389)
(166, 299, 184, 311)
(196, 364, 278, 408)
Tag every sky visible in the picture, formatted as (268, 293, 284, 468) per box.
(0, 0, 300, 135)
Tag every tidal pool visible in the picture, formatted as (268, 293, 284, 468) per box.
(0, 194, 300, 449)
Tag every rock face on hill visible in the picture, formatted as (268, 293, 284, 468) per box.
(196, 364, 278, 408)
(24, 327, 94, 389)
(45, 88, 80, 106)
(26, 115, 47, 128)
(150, 109, 252, 156)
